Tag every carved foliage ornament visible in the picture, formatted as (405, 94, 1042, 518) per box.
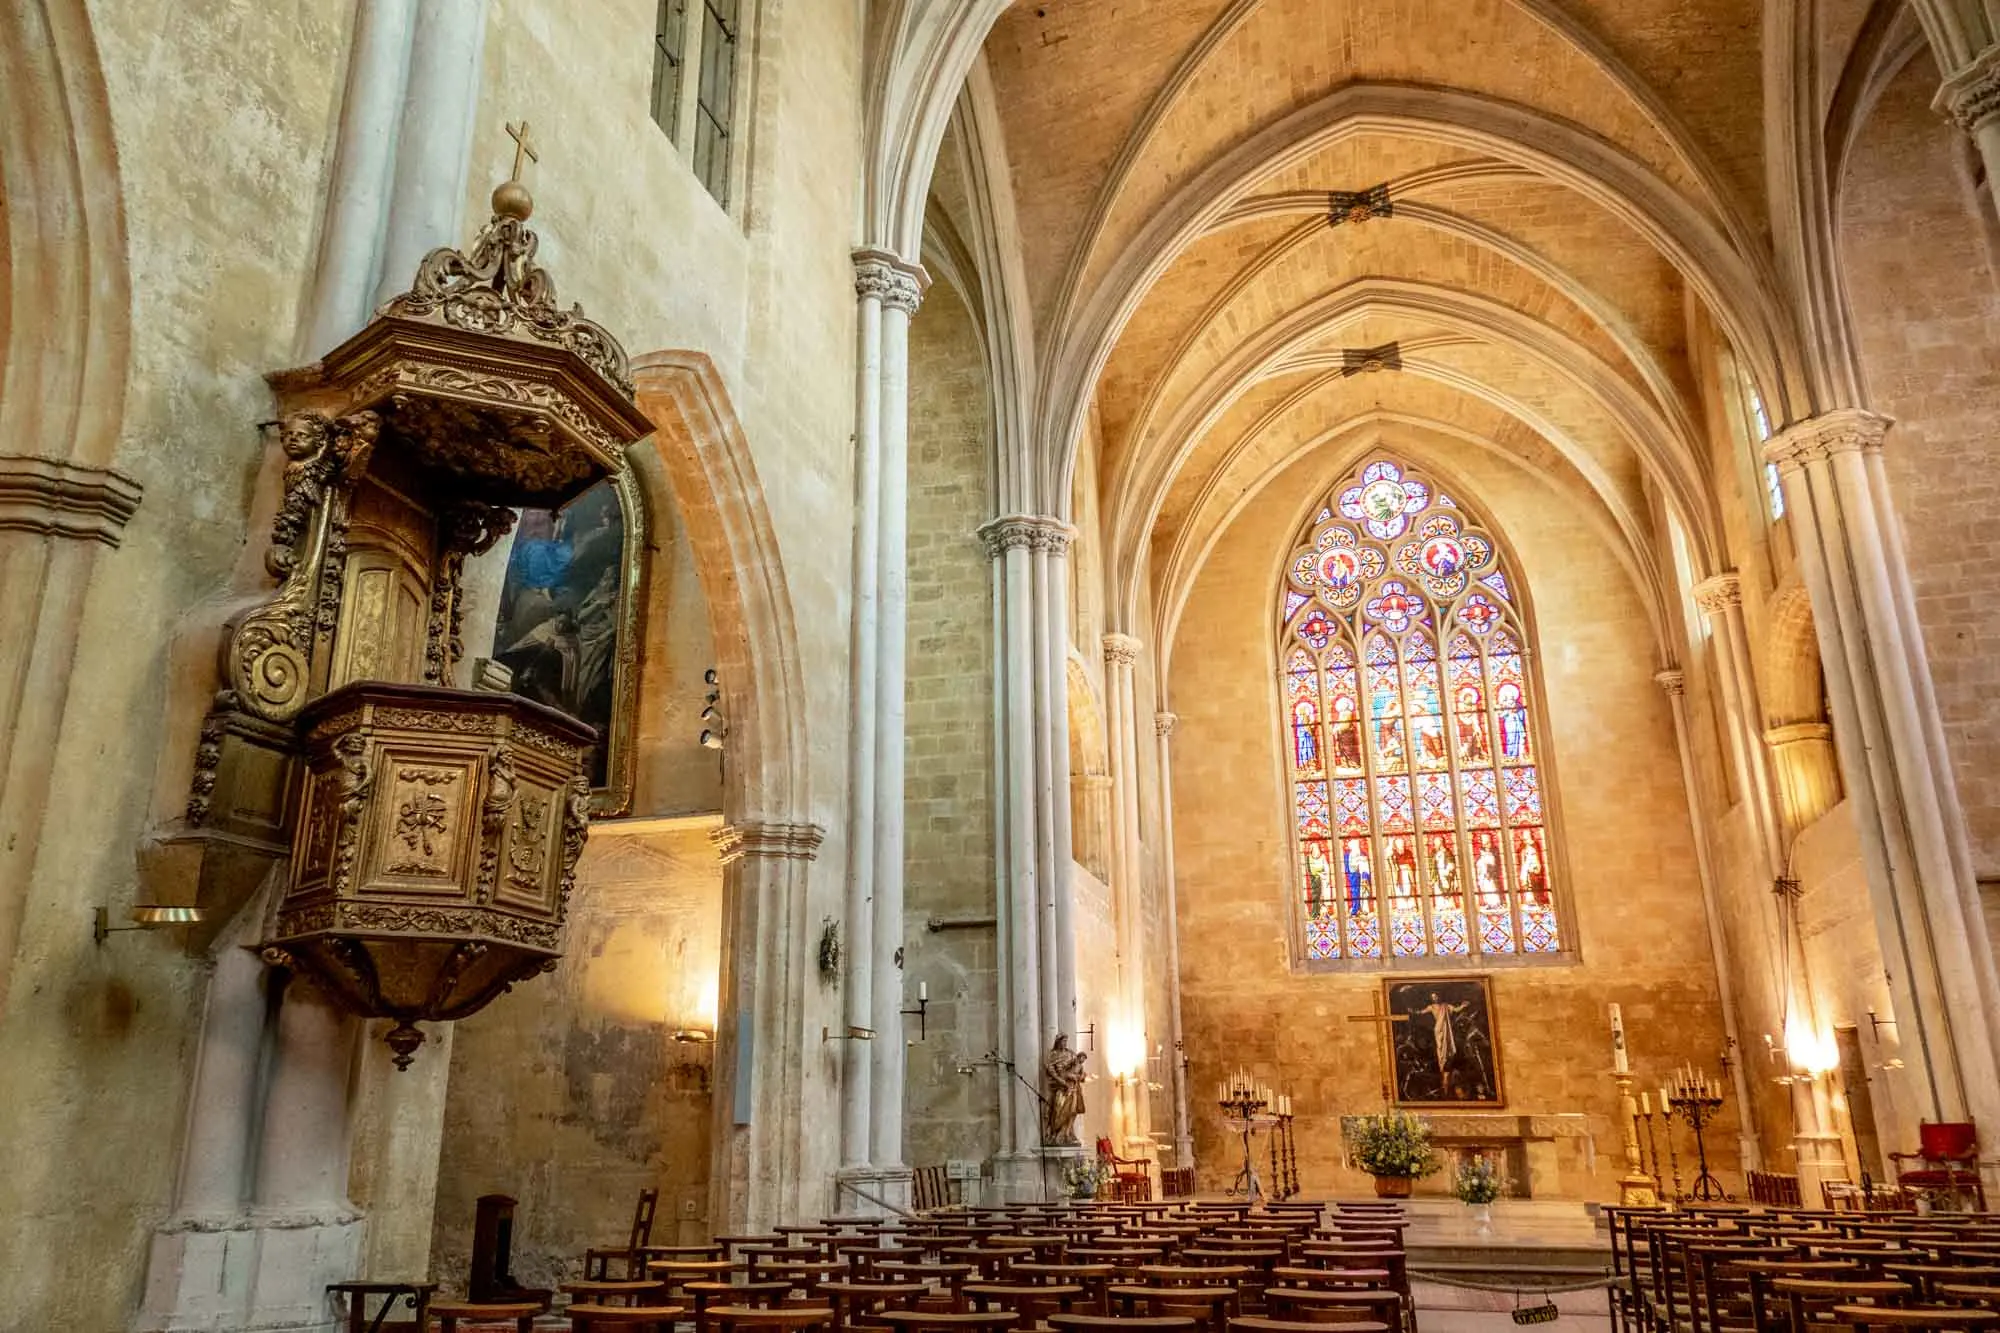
(384, 214, 634, 397)
(977, 514, 1073, 560)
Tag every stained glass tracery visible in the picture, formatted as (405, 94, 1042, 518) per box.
(1280, 457, 1565, 962)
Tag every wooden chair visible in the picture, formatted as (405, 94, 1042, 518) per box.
(1230, 1318, 1391, 1333)
(1889, 1122, 1988, 1211)
(1264, 1286, 1400, 1327)
(1772, 1276, 1911, 1330)
(1833, 1307, 2000, 1330)
(1097, 1137, 1153, 1204)
(874, 1313, 1020, 1333)
(962, 1281, 1088, 1327)
(430, 1298, 543, 1333)
(1047, 1316, 1197, 1333)
(566, 1301, 686, 1332)
(328, 1280, 435, 1333)
(586, 1189, 662, 1281)
(707, 1306, 838, 1333)
(1109, 1284, 1239, 1333)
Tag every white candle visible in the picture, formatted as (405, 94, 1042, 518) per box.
(918, 981, 928, 1002)
(1610, 1003, 1629, 1074)
(1660, 1086, 1672, 1111)
(1641, 1092, 1651, 1115)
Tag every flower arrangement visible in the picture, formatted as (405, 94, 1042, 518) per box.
(1347, 1108, 1441, 1180)
(1453, 1155, 1507, 1205)
(1062, 1158, 1106, 1200)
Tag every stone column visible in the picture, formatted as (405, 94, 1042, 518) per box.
(1692, 573, 1785, 875)
(866, 257, 923, 1201)
(1102, 633, 1146, 1153)
(1154, 710, 1194, 1170)
(1765, 410, 2000, 1143)
(301, 0, 416, 355)
(1042, 532, 1079, 1045)
(372, 0, 489, 307)
(710, 821, 825, 1231)
(1936, 45, 2000, 226)
(1653, 671, 1764, 1172)
(840, 253, 888, 1176)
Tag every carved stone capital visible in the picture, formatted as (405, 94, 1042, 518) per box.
(1102, 633, 1142, 668)
(976, 513, 1074, 558)
(1936, 44, 2000, 133)
(852, 248, 928, 314)
(1653, 669, 1686, 697)
(1155, 711, 1179, 738)
(1692, 572, 1743, 617)
(1762, 409, 1891, 475)
(0, 453, 143, 546)
(712, 819, 826, 865)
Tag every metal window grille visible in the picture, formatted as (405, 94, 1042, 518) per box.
(693, 0, 739, 206)
(651, 0, 687, 140)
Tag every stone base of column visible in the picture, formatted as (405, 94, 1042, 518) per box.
(1794, 1131, 1849, 1210)
(832, 1165, 913, 1217)
(988, 1150, 1052, 1205)
(135, 1210, 363, 1333)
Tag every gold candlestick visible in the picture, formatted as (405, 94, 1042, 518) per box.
(1613, 1071, 1659, 1206)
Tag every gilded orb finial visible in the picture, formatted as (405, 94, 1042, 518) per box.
(494, 119, 539, 220)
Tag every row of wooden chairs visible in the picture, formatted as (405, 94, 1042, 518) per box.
(1607, 1202, 2000, 1333)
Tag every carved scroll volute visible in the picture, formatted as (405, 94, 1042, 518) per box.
(224, 410, 380, 722)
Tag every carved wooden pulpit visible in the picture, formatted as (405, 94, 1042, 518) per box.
(185, 164, 653, 1065)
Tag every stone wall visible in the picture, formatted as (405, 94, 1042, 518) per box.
(431, 817, 724, 1288)
(1169, 442, 1740, 1199)
(902, 279, 1002, 1176)
(0, 0, 866, 1326)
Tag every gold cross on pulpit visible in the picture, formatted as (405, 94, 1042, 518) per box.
(506, 120, 540, 182)
(1346, 992, 1408, 1104)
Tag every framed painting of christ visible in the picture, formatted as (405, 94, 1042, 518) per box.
(488, 468, 645, 816)
(1383, 976, 1504, 1107)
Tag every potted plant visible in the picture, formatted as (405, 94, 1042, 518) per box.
(1453, 1154, 1507, 1233)
(1061, 1158, 1106, 1201)
(1348, 1108, 1440, 1197)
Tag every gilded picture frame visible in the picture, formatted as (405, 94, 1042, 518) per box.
(488, 466, 644, 817)
(1383, 974, 1505, 1108)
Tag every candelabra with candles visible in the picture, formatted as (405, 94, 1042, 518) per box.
(1663, 1065, 1728, 1202)
(1218, 1069, 1281, 1202)
(1267, 1096, 1301, 1201)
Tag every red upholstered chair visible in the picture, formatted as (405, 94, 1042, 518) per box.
(1096, 1138, 1153, 1204)
(1890, 1122, 1987, 1210)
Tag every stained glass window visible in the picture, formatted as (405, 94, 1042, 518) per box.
(1279, 457, 1567, 963)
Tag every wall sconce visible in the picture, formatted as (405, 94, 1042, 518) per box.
(672, 1027, 714, 1045)
(94, 905, 203, 944)
(1867, 1009, 1897, 1041)
(900, 981, 929, 1041)
(822, 1024, 875, 1042)
(700, 668, 727, 751)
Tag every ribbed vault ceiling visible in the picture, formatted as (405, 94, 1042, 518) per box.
(978, 0, 1787, 656)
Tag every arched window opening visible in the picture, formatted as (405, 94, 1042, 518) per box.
(1279, 457, 1566, 965)
(1748, 385, 1783, 520)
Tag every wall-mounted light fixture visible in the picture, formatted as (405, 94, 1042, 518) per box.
(822, 1024, 875, 1042)
(672, 1027, 714, 1044)
(94, 905, 203, 945)
(900, 981, 929, 1042)
(700, 668, 727, 751)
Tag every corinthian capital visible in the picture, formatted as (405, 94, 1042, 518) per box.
(852, 247, 927, 313)
(1692, 572, 1743, 617)
(1762, 409, 1891, 474)
(1155, 711, 1179, 738)
(1936, 45, 2000, 134)
(976, 513, 1074, 559)
(1653, 669, 1686, 697)
(1102, 633, 1142, 667)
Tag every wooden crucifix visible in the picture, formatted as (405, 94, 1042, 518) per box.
(1346, 991, 1408, 1104)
